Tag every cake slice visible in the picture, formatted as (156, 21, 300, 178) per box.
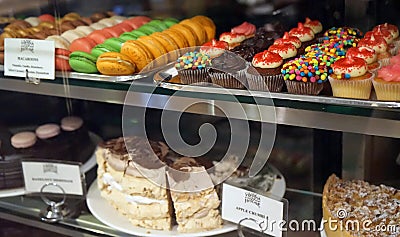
(167, 157, 223, 233)
(323, 174, 400, 237)
(96, 136, 173, 230)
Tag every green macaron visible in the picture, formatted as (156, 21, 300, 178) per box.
(119, 32, 139, 41)
(91, 44, 118, 58)
(137, 24, 160, 35)
(103, 37, 125, 52)
(69, 51, 98, 74)
(163, 18, 179, 27)
(147, 19, 168, 31)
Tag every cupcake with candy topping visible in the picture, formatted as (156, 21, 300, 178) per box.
(329, 54, 374, 99)
(231, 22, 256, 39)
(323, 27, 363, 39)
(175, 51, 212, 85)
(219, 32, 246, 49)
(200, 39, 229, 58)
(247, 50, 284, 92)
(288, 23, 315, 52)
(274, 32, 302, 54)
(373, 63, 400, 101)
(268, 42, 297, 62)
(304, 17, 323, 38)
(346, 46, 380, 72)
(281, 56, 331, 95)
(208, 51, 248, 89)
(358, 34, 390, 66)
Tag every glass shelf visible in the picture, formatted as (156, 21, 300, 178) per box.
(0, 72, 399, 138)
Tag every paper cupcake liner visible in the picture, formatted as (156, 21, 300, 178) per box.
(372, 78, 400, 101)
(285, 80, 324, 95)
(328, 75, 373, 99)
(246, 73, 284, 92)
(368, 61, 381, 73)
(178, 68, 211, 85)
(379, 58, 391, 67)
(209, 71, 246, 89)
(389, 46, 398, 56)
(392, 38, 400, 49)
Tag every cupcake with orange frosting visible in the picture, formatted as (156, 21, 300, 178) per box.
(219, 32, 246, 49)
(247, 50, 284, 92)
(304, 17, 323, 38)
(358, 34, 390, 66)
(268, 42, 297, 62)
(231, 22, 256, 39)
(288, 23, 315, 53)
(346, 46, 380, 72)
(373, 62, 400, 101)
(200, 39, 229, 58)
(329, 54, 374, 99)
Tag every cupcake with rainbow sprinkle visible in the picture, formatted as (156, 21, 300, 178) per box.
(175, 51, 212, 85)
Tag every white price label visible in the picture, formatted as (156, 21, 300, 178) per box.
(22, 161, 83, 196)
(222, 183, 284, 237)
(4, 38, 55, 79)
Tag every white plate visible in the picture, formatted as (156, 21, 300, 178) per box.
(87, 179, 237, 237)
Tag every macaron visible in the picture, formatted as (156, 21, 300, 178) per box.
(163, 18, 179, 27)
(35, 124, 61, 139)
(69, 37, 97, 53)
(55, 48, 72, 71)
(46, 35, 70, 50)
(125, 16, 150, 29)
(115, 21, 134, 32)
(119, 32, 139, 41)
(103, 26, 124, 37)
(98, 18, 118, 27)
(103, 37, 125, 51)
(90, 22, 107, 30)
(24, 17, 41, 27)
(74, 26, 95, 35)
(61, 29, 86, 43)
(137, 24, 160, 35)
(11, 131, 37, 148)
(147, 19, 168, 31)
(87, 29, 113, 44)
(91, 43, 117, 58)
(110, 15, 127, 23)
(69, 51, 98, 73)
(96, 52, 136, 76)
(61, 116, 83, 131)
(38, 14, 55, 22)
(63, 12, 81, 21)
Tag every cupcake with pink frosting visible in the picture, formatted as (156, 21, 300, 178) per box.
(373, 60, 400, 101)
(231, 22, 256, 39)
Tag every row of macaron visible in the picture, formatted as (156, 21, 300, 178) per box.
(57, 15, 216, 75)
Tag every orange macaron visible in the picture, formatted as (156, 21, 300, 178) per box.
(96, 52, 136, 75)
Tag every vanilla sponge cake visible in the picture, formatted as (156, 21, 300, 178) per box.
(96, 137, 172, 230)
(167, 157, 223, 233)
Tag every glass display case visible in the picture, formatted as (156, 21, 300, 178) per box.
(0, 0, 399, 237)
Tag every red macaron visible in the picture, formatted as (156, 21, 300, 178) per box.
(87, 29, 113, 44)
(125, 16, 151, 29)
(115, 21, 134, 32)
(38, 14, 55, 22)
(55, 48, 72, 71)
(103, 26, 124, 38)
(69, 37, 97, 53)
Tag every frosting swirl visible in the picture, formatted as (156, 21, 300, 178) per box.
(357, 34, 388, 54)
(367, 28, 393, 44)
(374, 23, 399, 39)
(200, 39, 229, 58)
(304, 17, 323, 34)
(377, 64, 400, 82)
(332, 55, 367, 78)
(268, 42, 297, 59)
(219, 32, 246, 45)
(289, 23, 314, 42)
(252, 50, 283, 69)
(175, 51, 211, 70)
(211, 52, 247, 72)
(231, 22, 256, 37)
(346, 46, 377, 65)
(274, 32, 301, 49)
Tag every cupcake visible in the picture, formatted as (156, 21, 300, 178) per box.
(373, 23, 400, 49)
(365, 29, 396, 55)
(231, 22, 256, 39)
(304, 17, 323, 38)
(200, 39, 229, 58)
(175, 51, 212, 85)
(274, 32, 302, 54)
(358, 34, 390, 66)
(268, 42, 297, 62)
(288, 23, 315, 52)
(346, 46, 380, 73)
(281, 56, 331, 95)
(208, 51, 248, 89)
(329, 55, 374, 99)
(373, 64, 400, 101)
(219, 32, 246, 49)
(323, 27, 363, 39)
(247, 50, 284, 92)
(230, 45, 258, 62)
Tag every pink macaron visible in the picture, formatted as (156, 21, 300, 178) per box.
(87, 29, 113, 44)
(38, 14, 55, 22)
(103, 26, 124, 37)
(35, 124, 61, 139)
(61, 116, 83, 131)
(115, 21, 134, 32)
(55, 48, 72, 71)
(11, 132, 37, 148)
(69, 37, 97, 53)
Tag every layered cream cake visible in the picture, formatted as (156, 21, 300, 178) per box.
(323, 174, 400, 237)
(96, 137, 173, 230)
(167, 157, 223, 233)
